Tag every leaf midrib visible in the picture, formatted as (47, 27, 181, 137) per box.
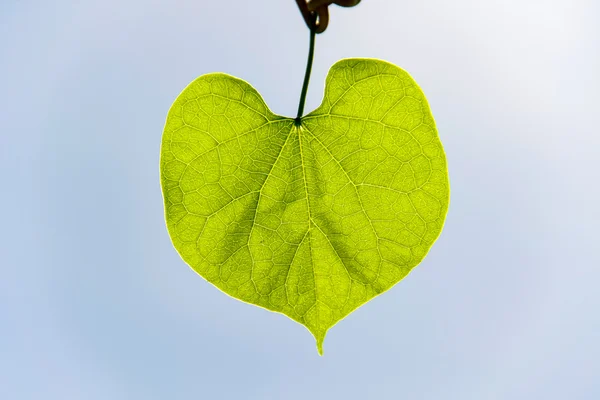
(296, 123, 320, 328)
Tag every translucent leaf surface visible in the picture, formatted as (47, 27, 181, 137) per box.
(160, 59, 450, 354)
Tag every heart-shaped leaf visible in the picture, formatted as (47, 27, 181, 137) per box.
(160, 59, 449, 354)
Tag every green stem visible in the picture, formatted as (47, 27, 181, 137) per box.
(295, 17, 317, 125)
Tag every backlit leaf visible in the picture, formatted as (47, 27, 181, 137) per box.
(160, 59, 450, 354)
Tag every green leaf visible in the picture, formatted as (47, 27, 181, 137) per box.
(160, 59, 449, 354)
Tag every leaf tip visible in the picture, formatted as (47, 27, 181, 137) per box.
(314, 331, 326, 356)
(316, 339, 324, 356)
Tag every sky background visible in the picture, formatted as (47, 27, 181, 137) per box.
(1, 0, 599, 398)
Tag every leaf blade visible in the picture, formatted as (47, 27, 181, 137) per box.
(160, 59, 450, 354)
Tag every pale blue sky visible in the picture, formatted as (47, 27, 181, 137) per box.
(1, 1, 599, 399)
